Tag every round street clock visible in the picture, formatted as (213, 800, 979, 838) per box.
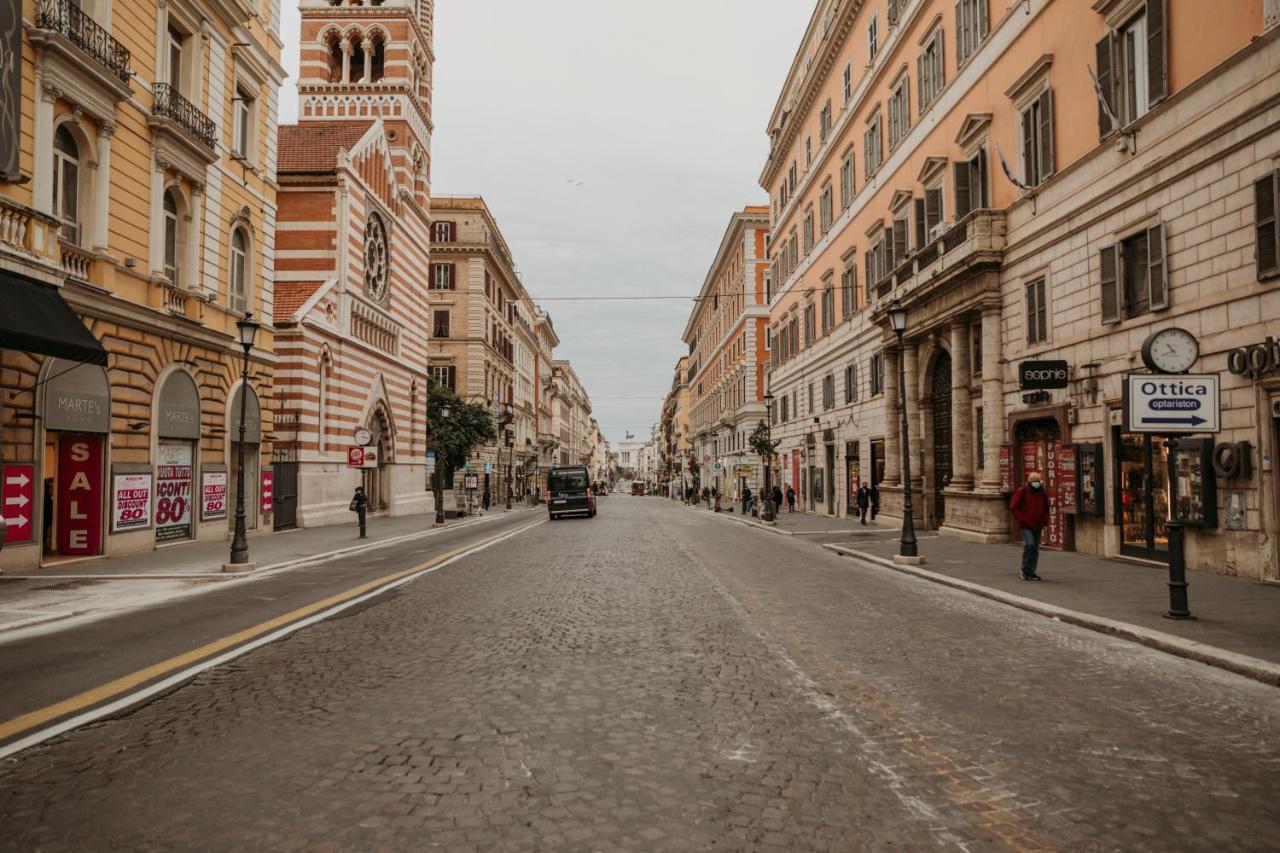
(1141, 327, 1199, 374)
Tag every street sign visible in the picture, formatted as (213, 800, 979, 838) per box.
(347, 447, 365, 469)
(2, 464, 34, 544)
(1124, 374, 1220, 434)
(354, 428, 373, 447)
(1019, 360, 1070, 390)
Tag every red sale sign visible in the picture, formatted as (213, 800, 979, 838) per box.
(261, 470, 273, 514)
(57, 434, 104, 556)
(2, 464, 35, 544)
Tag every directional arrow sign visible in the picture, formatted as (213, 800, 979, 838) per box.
(1125, 374, 1220, 434)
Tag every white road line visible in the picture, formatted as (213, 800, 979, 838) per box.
(0, 520, 544, 762)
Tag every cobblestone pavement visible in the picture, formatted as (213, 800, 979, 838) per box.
(1, 498, 1277, 851)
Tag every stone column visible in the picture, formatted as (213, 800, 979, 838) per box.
(91, 122, 115, 254)
(904, 339, 923, 493)
(883, 346, 901, 486)
(980, 303, 1005, 489)
(950, 319, 974, 490)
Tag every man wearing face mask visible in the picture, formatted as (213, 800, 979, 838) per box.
(1009, 471, 1050, 581)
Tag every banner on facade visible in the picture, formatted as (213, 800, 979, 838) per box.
(201, 471, 228, 521)
(111, 473, 153, 533)
(155, 443, 193, 542)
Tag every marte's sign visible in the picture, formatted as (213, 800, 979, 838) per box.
(1019, 360, 1070, 390)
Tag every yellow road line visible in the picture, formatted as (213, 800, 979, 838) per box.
(0, 521, 537, 744)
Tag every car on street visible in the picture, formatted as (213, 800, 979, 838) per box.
(547, 465, 596, 520)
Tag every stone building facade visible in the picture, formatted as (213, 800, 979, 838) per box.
(1, 0, 284, 570)
(683, 206, 771, 501)
(763, 0, 1280, 579)
(272, 0, 436, 529)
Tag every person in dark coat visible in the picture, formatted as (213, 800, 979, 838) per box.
(1009, 471, 1051, 580)
(785, 485, 796, 513)
(856, 484, 871, 525)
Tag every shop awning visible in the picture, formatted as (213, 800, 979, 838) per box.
(0, 270, 107, 366)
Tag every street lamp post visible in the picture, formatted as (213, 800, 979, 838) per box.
(432, 403, 451, 527)
(888, 299, 918, 559)
(227, 312, 260, 570)
(761, 393, 776, 523)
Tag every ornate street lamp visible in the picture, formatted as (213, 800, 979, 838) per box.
(761, 393, 776, 523)
(228, 312, 260, 569)
(432, 403, 452, 526)
(888, 299, 918, 559)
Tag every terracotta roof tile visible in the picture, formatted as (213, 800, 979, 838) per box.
(278, 122, 373, 173)
(274, 281, 322, 324)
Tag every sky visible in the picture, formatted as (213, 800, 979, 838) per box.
(279, 1, 813, 446)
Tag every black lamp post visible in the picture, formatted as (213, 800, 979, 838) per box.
(228, 312, 260, 568)
(432, 403, 451, 526)
(888, 299, 918, 559)
(762, 393, 776, 523)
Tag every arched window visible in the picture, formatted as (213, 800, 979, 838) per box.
(52, 125, 81, 244)
(163, 188, 183, 286)
(229, 228, 249, 312)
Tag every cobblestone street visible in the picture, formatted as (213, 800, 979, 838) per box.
(1, 498, 1277, 851)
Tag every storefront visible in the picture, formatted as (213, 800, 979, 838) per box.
(40, 358, 111, 560)
(154, 370, 201, 544)
(227, 382, 261, 532)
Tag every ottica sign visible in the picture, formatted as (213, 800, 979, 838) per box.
(1124, 374, 1220, 434)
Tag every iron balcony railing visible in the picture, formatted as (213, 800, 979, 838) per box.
(153, 83, 217, 151)
(35, 0, 132, 83)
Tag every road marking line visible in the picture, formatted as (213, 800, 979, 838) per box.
(0, 520, 543, 760)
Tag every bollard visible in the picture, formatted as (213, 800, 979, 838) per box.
(1164, 521, 1195, 620)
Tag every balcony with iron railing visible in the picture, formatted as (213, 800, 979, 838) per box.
(33, 0, 132, 86)
(152, 83, 217, 152)
(867, 209, 1007, 316)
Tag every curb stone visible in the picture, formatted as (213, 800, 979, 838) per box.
(823, 543, 1280, 688)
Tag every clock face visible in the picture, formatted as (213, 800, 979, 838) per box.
(1143, 327, 1199, 374)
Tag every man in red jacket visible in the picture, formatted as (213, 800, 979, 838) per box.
(1009, 471, 1050, 580)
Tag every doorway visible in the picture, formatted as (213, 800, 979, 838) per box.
(929, 351, 953, 524)
(1115, 430, 1171, 562)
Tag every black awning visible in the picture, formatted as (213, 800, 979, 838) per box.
(0, 270, 107, 366)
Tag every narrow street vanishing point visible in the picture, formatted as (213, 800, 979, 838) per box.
(0, 499, 1277, 851)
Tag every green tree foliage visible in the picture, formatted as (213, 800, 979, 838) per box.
(426, 382, 497, 482)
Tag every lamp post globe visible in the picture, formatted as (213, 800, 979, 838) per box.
(228, 312, 260, 568)
(888, 299, 918, 559)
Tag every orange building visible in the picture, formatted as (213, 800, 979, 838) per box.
(683, 206, 771, 499)
(762, 0, 1279, 579)
(272, 0, 435, 528)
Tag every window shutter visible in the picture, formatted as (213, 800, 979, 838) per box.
(954, 161, 971, 218)
(1255, 172, 1279, 279)
(1147, 223, 1168, 311)
(1038, 89, 1055, 182)
(1021, 107, 1035, 186)
(914, 198, 926, 249)
(1096, 35, 1116, 138)
(1146, 0, 1167, 105)
(1099, 244, 1120, 324)
(925, 187, 942, 234)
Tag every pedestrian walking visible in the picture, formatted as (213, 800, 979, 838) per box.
(349, 485, 369, 539)
(870, 483, 880, 521)
(785, 485, 796, 513)
(1009, 471, 1050, 581)
(856, 484, 871, 525)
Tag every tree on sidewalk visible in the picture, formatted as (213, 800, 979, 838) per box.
(426, 382, 497, 515)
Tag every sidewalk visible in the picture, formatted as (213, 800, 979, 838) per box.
(825, 536, 1280, 685)
(0, 507, 534, 634)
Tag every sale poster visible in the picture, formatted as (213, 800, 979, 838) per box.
(155, 442, 193, 542)
(57, 434, 104, 555)
(201, 471, 228, 521)
(111, 473, 153, 533)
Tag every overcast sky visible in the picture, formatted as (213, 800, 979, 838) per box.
(279, 1, 812, 446)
